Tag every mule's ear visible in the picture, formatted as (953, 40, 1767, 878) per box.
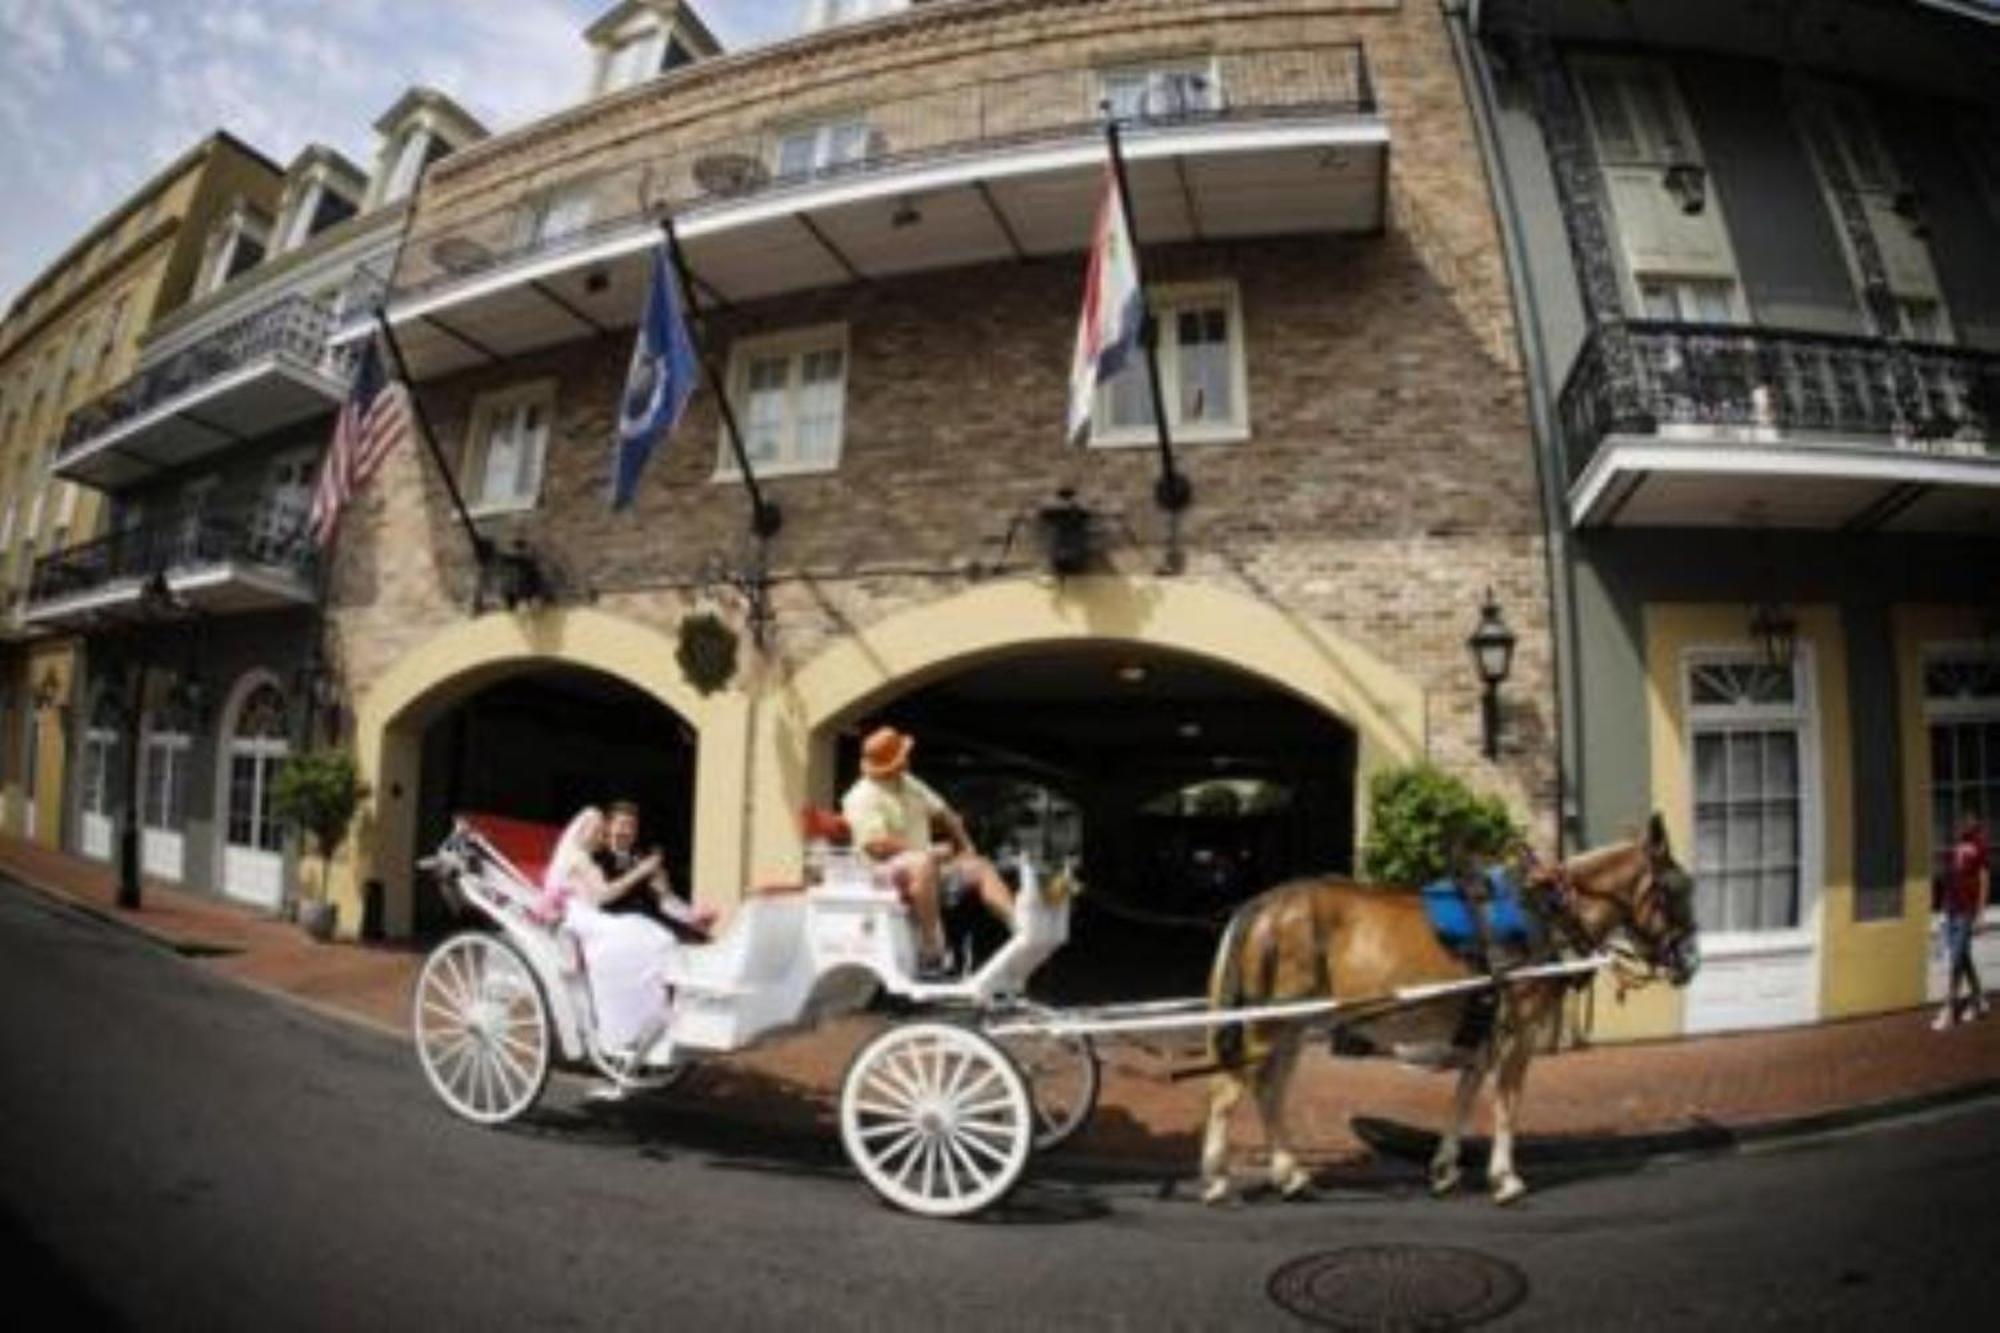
(1646, 812, 1671, 856)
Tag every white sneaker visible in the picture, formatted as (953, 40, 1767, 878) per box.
(1932, 1006, 1956, 1032)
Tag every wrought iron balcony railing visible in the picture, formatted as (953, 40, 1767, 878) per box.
(26, 508, 316, 608)
(385, 42, 1375, 304)
(1559, 320, 2000, 484)
(58, 294, 352, 460)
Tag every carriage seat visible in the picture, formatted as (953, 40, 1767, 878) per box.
(461, 813, 561, 893)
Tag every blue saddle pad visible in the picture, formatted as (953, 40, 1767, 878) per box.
(1420, 867, 1536, 952)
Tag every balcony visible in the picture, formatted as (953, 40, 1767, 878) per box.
(57, 294, 352, 488)
(357, 43, 1385, 379)
(1560, 321, 2000, 531)
(23, 509, 316, 628)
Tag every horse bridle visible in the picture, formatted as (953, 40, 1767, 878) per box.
(1534, 850, 1695, 992)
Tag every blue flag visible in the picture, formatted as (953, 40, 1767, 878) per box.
(612, 240, 700, 509)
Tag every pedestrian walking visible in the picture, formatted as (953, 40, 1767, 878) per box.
(1935, 812, 1990, 1030)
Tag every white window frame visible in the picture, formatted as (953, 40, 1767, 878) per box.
(461, 381, 556, 516)
(140, 717, 191, 834)
(1681, 645, 1822, 958)
(1088, 280, 1250, 449)
(380, 128, 433, 207)
(597, 18, 668, 94)
(716, 324, 849, 480)
(518, 182, 597, 250)
(772, 115, 882, 179)
(1099, 57, 1225, 123)
(805, 0, 908, 30)
(1919, 643, 2000, 931)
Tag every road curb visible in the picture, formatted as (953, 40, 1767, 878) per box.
(1352, 1075, 2000, 1169)
(0, 870, 245, 959)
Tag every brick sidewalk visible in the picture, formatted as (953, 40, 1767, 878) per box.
(6, 831, 1997, 1172)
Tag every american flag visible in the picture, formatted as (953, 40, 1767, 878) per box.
(308, 336, 413, 546)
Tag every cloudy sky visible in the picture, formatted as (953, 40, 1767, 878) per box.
(0, 1, 803, 308)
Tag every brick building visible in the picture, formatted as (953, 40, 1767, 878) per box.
(319, 0, 1555, 997)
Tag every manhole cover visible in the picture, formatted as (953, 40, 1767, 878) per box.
(1268, 1244, 1528, 1331)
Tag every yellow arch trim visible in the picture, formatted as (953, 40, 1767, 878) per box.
(344, 608, 750, 937)
(743, 576, 1426, 886)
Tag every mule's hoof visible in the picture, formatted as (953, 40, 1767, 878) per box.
(1491, 1175, 1527, 1206)
(1200, 1178, 1237, 1208)
(1428, 1165, 1461, 1197)
(1277, 1169, 1316, 1201)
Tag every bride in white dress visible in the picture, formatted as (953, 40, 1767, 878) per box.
(543, 806, 678, 1055)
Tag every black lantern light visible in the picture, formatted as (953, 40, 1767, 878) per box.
(1748, 599, 1798, 673)
(1467, 590, 1517, 762)
(1035, 487, 1099, 577)
(32, 667, 64, 713)
(1662, 162, 1707, 216)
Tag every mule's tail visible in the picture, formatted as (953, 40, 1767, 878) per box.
(1207, 895, 1262, 1071)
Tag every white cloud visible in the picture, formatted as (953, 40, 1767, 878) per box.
(0, 0, 810, 310)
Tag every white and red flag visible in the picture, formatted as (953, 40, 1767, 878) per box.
(308, 335, 413, 546)
(1065, 166, 1146, 443)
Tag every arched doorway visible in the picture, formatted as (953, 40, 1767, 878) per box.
(835, 643, 1359, 999)
(408, 665, 697, 939)
(219, 676, 291, 908)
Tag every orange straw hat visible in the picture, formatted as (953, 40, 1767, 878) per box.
(860, 726, 914, 779)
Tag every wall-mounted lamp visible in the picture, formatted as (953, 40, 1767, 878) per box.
(1035, 487, 1100, 577)
(1662, 162, 1707, 216)
(32, 668, 63, 714)
(1748, 599, 1798, 673)
(1466, 589, 1517, 762)
(478, 539, 550, 614)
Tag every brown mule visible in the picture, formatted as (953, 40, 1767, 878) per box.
(1197, 815, 1699, 1206)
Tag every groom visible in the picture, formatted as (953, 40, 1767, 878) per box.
(594, 799, 715, 942)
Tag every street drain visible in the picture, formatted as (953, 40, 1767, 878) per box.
(1267, 1244, 1528, 1331)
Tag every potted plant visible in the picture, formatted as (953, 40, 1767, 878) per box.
(271, 749, 370, 942)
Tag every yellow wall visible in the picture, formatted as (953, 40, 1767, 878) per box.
(19, 641, 78, 846)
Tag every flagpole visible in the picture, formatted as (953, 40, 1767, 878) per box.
(656, 213, 782, 539)
(1103, 117, 1192, 514)
(373, 309, 493, 565)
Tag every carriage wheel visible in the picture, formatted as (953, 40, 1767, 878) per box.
(413, 932, 552, 1125)
(839, 1022, 1033, 1218)
(988, 1025, 1099, 1151)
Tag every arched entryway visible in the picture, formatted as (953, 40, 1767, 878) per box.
(407, 666, 697, 939)
(843, 642, 1359, 998)
(218, 674, 292, 908)
(752, 576, 1425, 997)
(349, 609, 735, 941)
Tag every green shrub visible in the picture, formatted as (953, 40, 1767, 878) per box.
(271, 750, 370, 900)
(1360, 764, 1522, 887)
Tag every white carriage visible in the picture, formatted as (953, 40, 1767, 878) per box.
(412, 814, 1097, 1218)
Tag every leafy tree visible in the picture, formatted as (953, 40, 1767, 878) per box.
(271, 750, 370, 903)
(1360, 764, 1521, 886)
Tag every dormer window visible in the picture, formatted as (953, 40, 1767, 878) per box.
(197, 206, 271, 297)
(586, 2, 719, 97)
(805, 0, 908, 29)
(381, 129, 435, 206)
(277, 161, 361, 254)
(366, 89, 486, 211)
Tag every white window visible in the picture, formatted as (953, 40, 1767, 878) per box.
(1638, 276, 1739, 324)
(599, 22, 671, 93)
(518, 184, 596, 249)
(805, 0, 907, 29)
(250, 453, 313, 561)
(1101, 60, 1223, 122)
(720, 326, 848, 477)
(1686, 654, 1814, 936)
(1922, 651, 2000, 902)
(199, 215, 269, 296)
(80, 694, 120, 823)
(1091, 282, 1249, 447)
(774, 118, 880, 178)
(462, 382, 555, 514)
(226, 683, 290, 855)
(141, 711, 191, 833)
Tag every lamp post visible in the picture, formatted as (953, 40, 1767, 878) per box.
(114, 574, 189, 911)
(1467, 590, 1517, 762)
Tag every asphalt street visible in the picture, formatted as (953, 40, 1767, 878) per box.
(2, 883, 1998, 1331)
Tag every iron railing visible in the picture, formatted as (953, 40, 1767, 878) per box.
(26, 508, 316, 607)
(1558, 320, 2000, 484)
(58, 294, 352, 461)
(386, 42, 1375, 304)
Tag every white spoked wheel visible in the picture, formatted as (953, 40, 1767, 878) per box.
(990, 1026, 1099, 1151)
(839, 1022, 1034, 1218)
(414, 932, 552, 1126)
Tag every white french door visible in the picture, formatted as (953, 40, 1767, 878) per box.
(1683, 650, 1823, 1033)
(222, 682, 289, 908)
(140, 714, 191, 882)
(1920, 649, 2000, 1002)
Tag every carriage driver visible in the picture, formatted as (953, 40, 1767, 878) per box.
(841, 726, 1013, 979)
